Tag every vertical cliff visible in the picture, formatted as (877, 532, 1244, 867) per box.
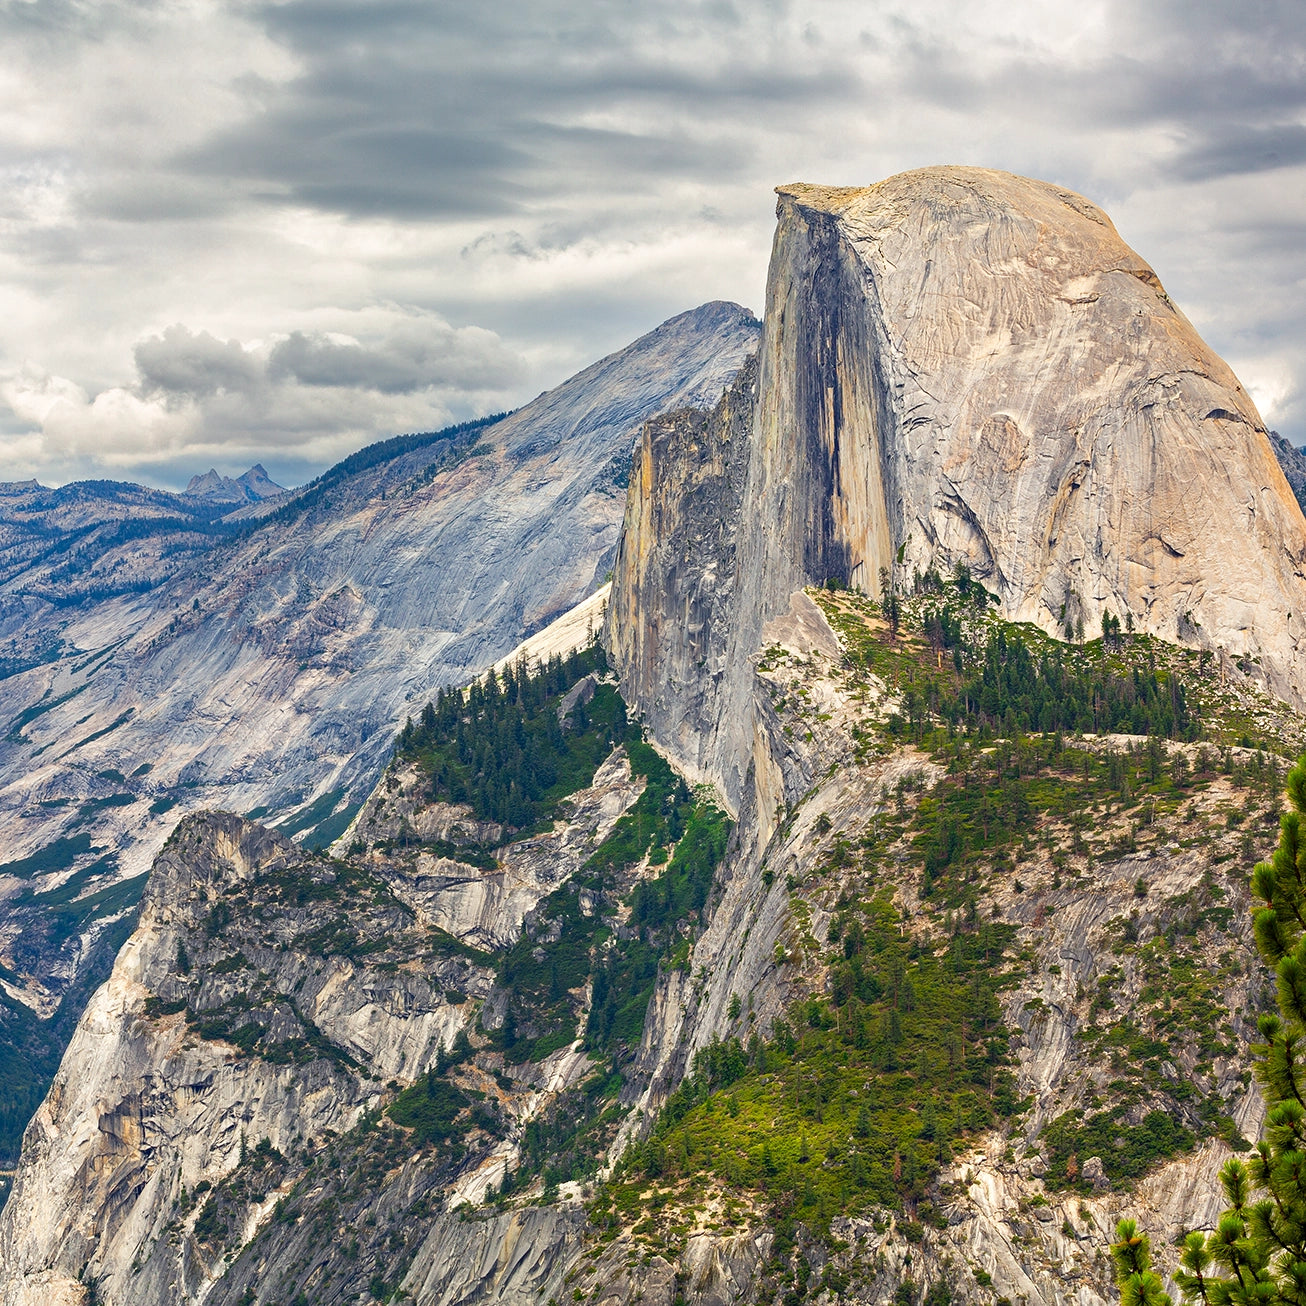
(604, 357, 757, 799)
(610, 167, 1306, 816)
(785, 170, 1306, 694)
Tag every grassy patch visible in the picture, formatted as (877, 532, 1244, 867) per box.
(274, 787, 345, 842)
(4, 681, 89, 742)
(494, 735, 730, 1068)
(599, 902, 1016, 1237)
(0, 833, 98, 879)
(1041, 1107, 1196, 1189)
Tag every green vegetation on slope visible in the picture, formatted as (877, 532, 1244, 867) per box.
(597, 900, 1016, 1241)
(397, 641, 625, 836)
(819, 573, 1295, 756)
(494, 733, 729, 1067)
(820, 572, 1196, 749)
(0, 833, 98, 879)
(590, 580, 1285, 1267)
(1110, 756, 1306, 1306)
(481, 730, 731, 1190)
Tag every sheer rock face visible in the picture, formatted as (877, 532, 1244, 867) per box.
(8, 170, 1306, 1306)
(0, 816, 377, 1306)
(604, 358, 757, 799)
(768, 171, 1306, 671)
(611, 167, 1306, 811)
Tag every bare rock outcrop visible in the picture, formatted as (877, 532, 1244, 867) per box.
(611, 167, 1306, 811)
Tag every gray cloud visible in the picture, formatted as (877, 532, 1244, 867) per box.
(132, 318, 522, 405)
(1170, 124, 1306, 182)
(135, 326, 262, 401)
(267, 322, 523, 393)
(0, 315, 526, 488)
(171, 0, 859, 221)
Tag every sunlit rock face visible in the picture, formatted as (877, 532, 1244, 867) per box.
(611, 167, 1306, 813)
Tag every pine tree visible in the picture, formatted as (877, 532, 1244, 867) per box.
(1112, 756, 1306, 1306)
(1112, 1220, 1172, 1306)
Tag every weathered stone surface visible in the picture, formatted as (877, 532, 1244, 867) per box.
(0, 754, 645, 1304)
(0, 301, 759, 1142)
(349, 749, 644, 949)
(766, 171, 1306, 689)
(0, 815, 380, 1306)
(611, 167, 1306, 813)
(605, 358, 757, 801)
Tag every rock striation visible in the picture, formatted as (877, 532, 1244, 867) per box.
(0, 736, 645, 1304)
(1270, 432, 1306, 516)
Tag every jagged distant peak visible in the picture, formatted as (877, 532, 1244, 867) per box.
(183, 463, 285, 502)
(234, 463, 284, 495)
(183, 467, 225, 494)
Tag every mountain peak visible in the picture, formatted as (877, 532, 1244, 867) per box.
(765, 166, 1306, 702)
(183, 464, 285, 504)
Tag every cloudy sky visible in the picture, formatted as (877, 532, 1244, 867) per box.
(1, 0, 1302, 489)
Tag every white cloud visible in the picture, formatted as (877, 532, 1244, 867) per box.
(1232, 354, 1301, 432)
(0, 0, 1303, 487)
(1, 309, 525, 483)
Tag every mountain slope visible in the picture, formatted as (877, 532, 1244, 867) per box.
(0, 300, 760, 1164)
(0, 478, 247, 618)
(1270, 432, 1306, 515)
(0, 584, 1289, 1306)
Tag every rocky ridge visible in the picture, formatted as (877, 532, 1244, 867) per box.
(0, 301, 759, 1164)
(0, 726, 647, 1303)
(183, 465, 286, 505)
